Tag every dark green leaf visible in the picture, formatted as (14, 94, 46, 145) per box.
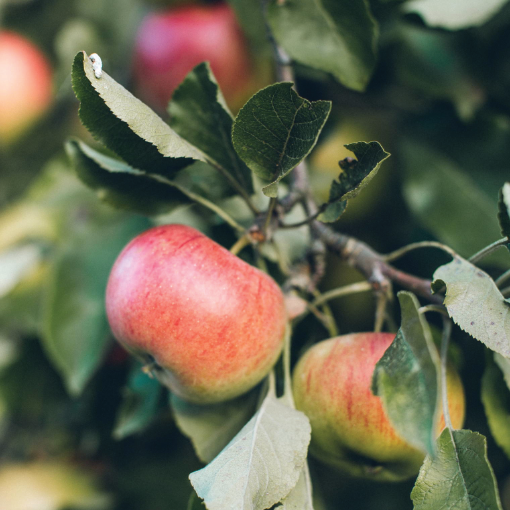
(168, 63, 253, 194)
(66, 139, 191, 215)
(372, 292, 440, 456)
(189, 391, 311, 510)
(170, 390, 258, 463)
(267, 0, 378, 91)
(404, 0, 508, 30)
(432, 255, 510, 357)
(42, 215, 149, 395)
(494, 353, 510, 390)
(481, 353, 510, 460)
(232, 83, 331, 197)
(71, 51, 205, 179)
(113, 363, 162, 439)
(318, 141, 390, 223)
(498, 183, 510, 241)
(401, 142, 506, 267)
(411, 429, 503, 510)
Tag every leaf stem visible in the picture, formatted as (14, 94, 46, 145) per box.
(281, 324, 296, 407)
(263, 197, 278, 236)
(280, 207, 324, 229)
(419, 304, 449, 317)
(151, 175, 246, 233)
(440, 317, 453, 430)
(311, 281, 372, 307)
(495, 268, 510, 288)
(469, 237, 509, 265)
(383, 241, 457, 263)
(209, 161, 260, 215)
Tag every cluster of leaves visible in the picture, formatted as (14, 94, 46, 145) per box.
(2, 0, 510, 509)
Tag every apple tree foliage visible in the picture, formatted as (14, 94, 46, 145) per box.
(2, 0, 510, 509)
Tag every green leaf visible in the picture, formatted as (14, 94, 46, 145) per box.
(432, 255, 510, 358)
(277, 462, 314, 510)
(0, 245, 41, 299)
(494, 352, 510, 390)
(411, 429, 503, 510)
(189, 390, 311, 510)
(168, 63, 253, 195)
(401, 142, 506, 267)
(170, 390, 258, 464)
(113, 363, 162, 440)
(404, 0, 509, 30)
(232, 83, 331, 197)
(318, 141, 390, 223)
(71, 51, 205, 178)
(372, 291, 440, 456)
(66, 139, 190, 215)
(498, 183, 510, 241)
(481, 353, 510, 460)
(267, 0, 378, 91)
(42, 215, 149, 396)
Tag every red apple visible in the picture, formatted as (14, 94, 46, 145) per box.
(293, 333, 465, 481)
(0, 31, 52, 144)
(106, 224, 287, 404)
(132, 3, 254, 112)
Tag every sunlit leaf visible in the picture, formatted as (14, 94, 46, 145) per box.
(170, 390, 258, 464)
(232, 83, 331, 197)
(318, 141, 390, 223)
(168, 63, 253, 194)
(189, 389, 311, 510)
(113, 363, 162, 440)
(432, 255, 510, 357)
(372, 291, 440, 456)
(404, 0, 509, 30)
(411, 429, 503, 510)
(267, 0, 378, 91)
(481, 353, 510, 460)
(277, 462, 314, 510)
(71, 51, 205, 178)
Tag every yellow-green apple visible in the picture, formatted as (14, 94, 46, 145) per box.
(0, 31, 52, 144)
(106, 224, 287, 404)
(132, 3, 255, 113)
(293, 333, 465, 481)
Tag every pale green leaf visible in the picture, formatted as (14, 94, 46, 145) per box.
(432, 255, 510, 357)
(277, 462, 314, 510)
(318, 141, 390, 223)
(189, 391, 311, 510)
(495, 353, 510, 390)
(71, 51, 205, 178)
(411, 429, 503, 510)
(170, 390, 258, 464)
(113, 363, 162, 439)
(232, 83, 331, 197)
(168, 62, 253, 194)
(267, 0, 378, 91)
(481, 353, 510, 460)
(372, 291, 440, 456)
(404, 0, 509, 30)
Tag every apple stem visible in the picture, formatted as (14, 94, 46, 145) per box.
(230, 234, 251, 256)
(440, 316, 454, 430)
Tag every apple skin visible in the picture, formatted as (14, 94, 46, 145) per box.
(106, 224, 287, 404)
(293, 333, 465, 482)
(0, 31, 52, 144)
(132, 3, 254, 112)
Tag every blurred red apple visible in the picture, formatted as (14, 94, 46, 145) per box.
(132, 3, 254, 112)
(106, 224, 287, 404)
(293, 332, 465, 481)
(0, 31, 52, 144)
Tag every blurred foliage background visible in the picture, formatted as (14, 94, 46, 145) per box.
(1, 0, 510, 508)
